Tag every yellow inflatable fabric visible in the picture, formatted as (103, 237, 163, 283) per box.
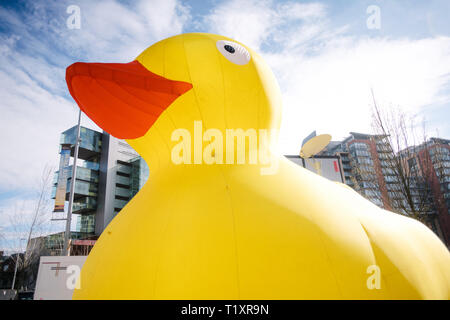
(67, 33, 450, 299)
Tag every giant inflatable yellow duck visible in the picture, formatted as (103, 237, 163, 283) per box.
(66, 33, 450, 299)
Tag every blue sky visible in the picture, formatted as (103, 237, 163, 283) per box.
(1, 0, 450, 252)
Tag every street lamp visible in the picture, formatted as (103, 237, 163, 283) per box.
(63, 109, 82, 256)
(11, 238, 26, 290)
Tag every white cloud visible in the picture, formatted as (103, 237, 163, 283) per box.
(271, 36, 450, 153)
(0, 0, 191, 193)
(0, 0, 192, 248)
(0, 63, 77, 191)
(61, 0, 191, 61)
(203, 0, 327, 51)
(203, 0, 276, 50)
(203, 0, 450, 154)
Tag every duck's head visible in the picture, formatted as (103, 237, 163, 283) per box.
(66, 33, 282, 166)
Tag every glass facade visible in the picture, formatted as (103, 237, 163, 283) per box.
(72, 197, 97, 213)
(67, 176, 98, 197)
(112, 157, 149, 214)
(428, 141, 450, 215)
(52, 126, 102, 235)
(347, 141, 382, 205)
(52, 125, 151, 238)
(130, 157, 149, 197)
(60, 126, 102, 155)
(77, 214, 96, 234)
(69, 165, 99, 183)
(44, 125, 154, 250)
(44, 231, 92, 255)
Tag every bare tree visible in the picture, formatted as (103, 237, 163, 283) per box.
(0, 219, 4, 248)
(0, 224, 5, 263)
(5, 164, 56, 290)
(353, 91, 442, 227)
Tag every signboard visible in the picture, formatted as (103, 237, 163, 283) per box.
(53, 144, 71, 212)
(303, 157, 344, 183)
(72, 240, 96, 246)
(34, 256, 87, 300)
(285, 155, 344, 183)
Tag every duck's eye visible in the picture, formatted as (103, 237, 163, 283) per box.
(224, 45, 235, 53)
(216, 40, 250, 65)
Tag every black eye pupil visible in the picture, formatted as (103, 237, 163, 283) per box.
(224, 45, 235, 53)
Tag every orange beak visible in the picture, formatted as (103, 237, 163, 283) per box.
(66, 60, 192, 139)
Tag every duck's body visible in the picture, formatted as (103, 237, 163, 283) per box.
(74, 156, 450, 299)
(66, 33, 450, 299)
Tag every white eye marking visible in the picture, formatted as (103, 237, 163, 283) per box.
(216, 40, 251, 65)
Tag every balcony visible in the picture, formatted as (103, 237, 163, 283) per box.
(342, 164, 352, 170)
(67, 178, 98, 198)
(60, 126, 102, 160)
(116, 160, 131, 175)
(115, 186, 131, 199)
(53, 164, 99, 185)
(116, 174, 130, 186)
(67, 165, 99, 183)
(114, 199, 128, 210)
(382, 168, 396, 175)
(349, 142, 369, 151)
(52, 165, 100, 200)
(72, 197, 97, 214)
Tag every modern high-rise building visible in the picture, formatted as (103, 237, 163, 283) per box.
(398, 137, 450, 246)
(321, 132, 450, 247)
(322, 132, 395, 208)
(51, 125, 149, 238)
